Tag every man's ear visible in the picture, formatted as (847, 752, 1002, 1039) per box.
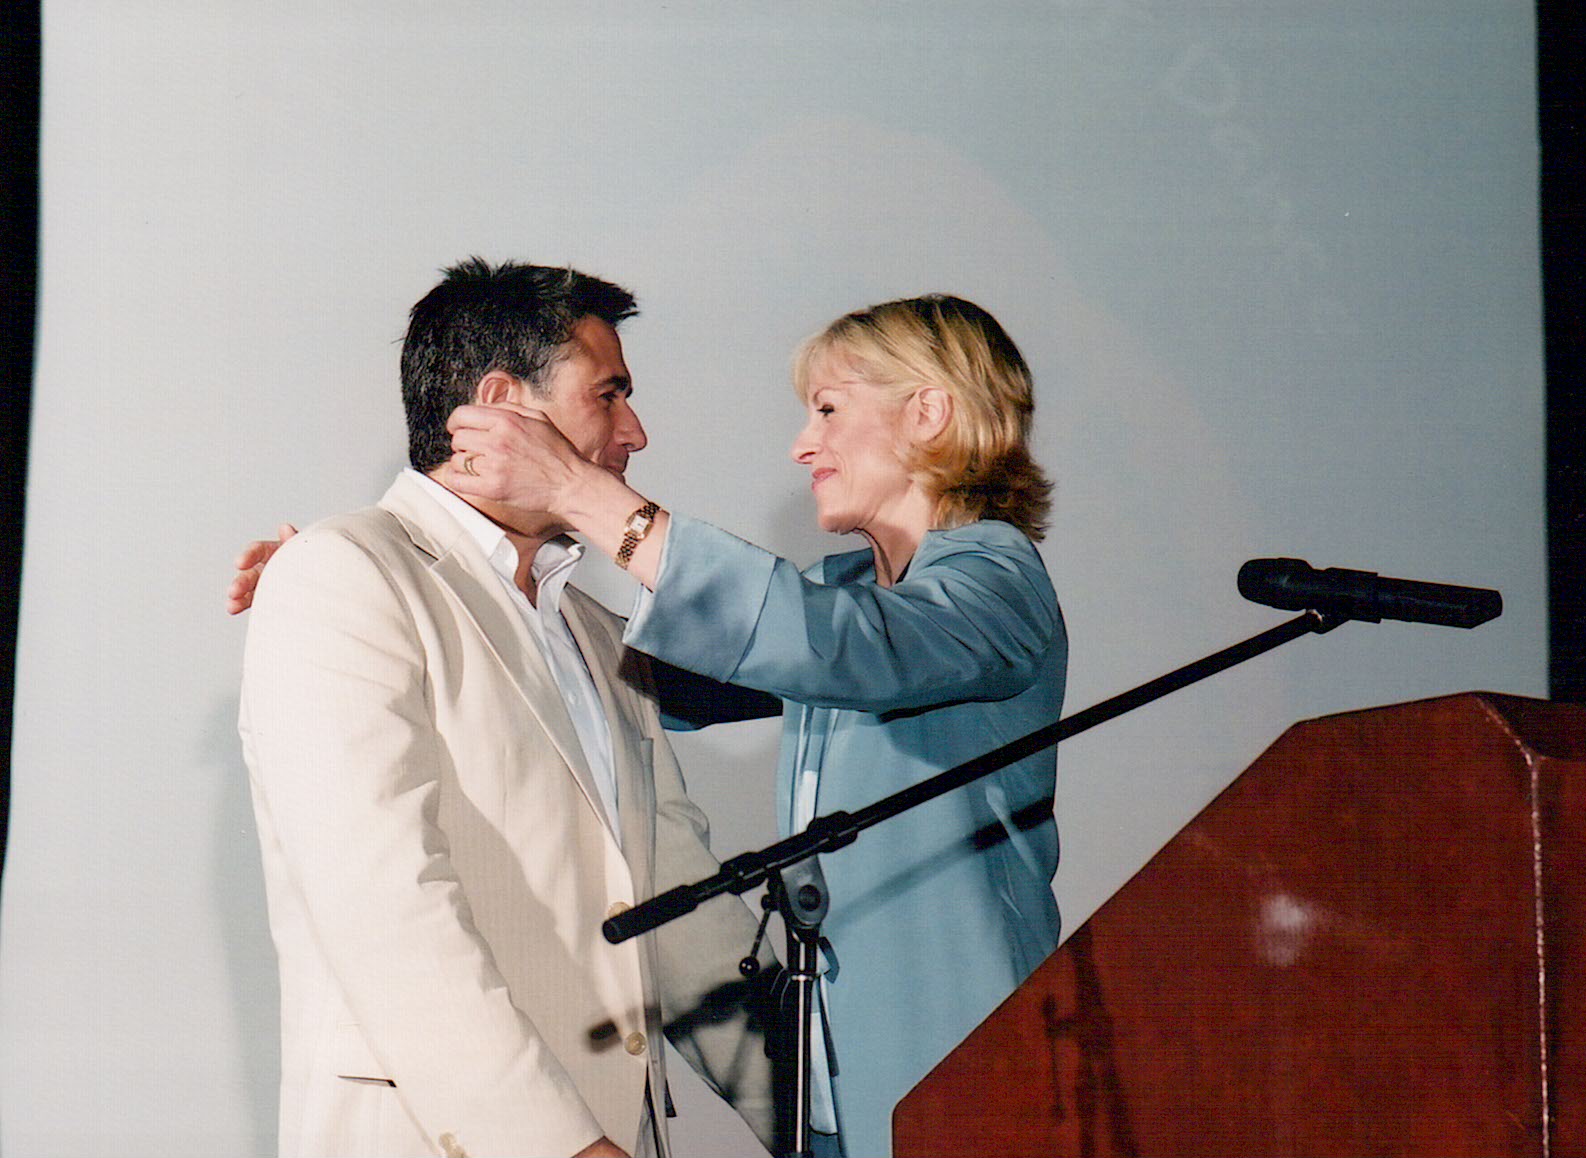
(906, 386, 953, 445)
(475, 370, 522, 406)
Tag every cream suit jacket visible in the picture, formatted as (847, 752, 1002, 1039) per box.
(239, 472, 774, 1158)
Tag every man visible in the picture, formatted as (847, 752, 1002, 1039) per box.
(238, 259, 774, 1158)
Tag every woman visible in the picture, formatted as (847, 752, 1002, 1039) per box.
(447, 294, 1067, 1158)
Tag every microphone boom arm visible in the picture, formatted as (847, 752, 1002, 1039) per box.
(604, 608, 1340, 945)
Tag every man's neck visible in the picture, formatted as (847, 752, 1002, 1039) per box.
(427, 469, 566, 604)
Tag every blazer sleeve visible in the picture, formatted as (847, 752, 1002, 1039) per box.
(239, 525, 606, 1157)
(625, 514, 1061, 714)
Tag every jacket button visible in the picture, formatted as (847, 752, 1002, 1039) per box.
(625, 1031, 647, 1056)
(438, 1132, 468, 1158)
(607, 901, 632, 920)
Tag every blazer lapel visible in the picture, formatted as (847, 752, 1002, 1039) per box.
(563, 592, 654, 864)
(377, 474, 612, 834)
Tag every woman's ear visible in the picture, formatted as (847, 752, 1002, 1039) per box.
(906, 386, 953, 445)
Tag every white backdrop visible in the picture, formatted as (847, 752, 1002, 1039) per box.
(2, 4, 1545, 1156)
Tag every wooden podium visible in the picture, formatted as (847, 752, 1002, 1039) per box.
(894, 693, 1586, 1158)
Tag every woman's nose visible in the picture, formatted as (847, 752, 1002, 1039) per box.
(791, 418, 817, 463)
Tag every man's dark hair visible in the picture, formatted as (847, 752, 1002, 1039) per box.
(400, 258, 638, 471)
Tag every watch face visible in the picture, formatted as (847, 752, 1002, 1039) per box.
(626, 502, 659, 536)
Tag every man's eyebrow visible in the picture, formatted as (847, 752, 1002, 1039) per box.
(602, 375, 633, 395)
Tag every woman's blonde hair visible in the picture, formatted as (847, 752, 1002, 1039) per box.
(792, 294, 1053, 541)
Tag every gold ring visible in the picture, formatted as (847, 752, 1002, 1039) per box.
(462, 453, 481, 477)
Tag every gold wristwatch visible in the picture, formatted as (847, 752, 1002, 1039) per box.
(616, 500, 661, 570)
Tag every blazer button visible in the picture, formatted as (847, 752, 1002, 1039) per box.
(624, 1031, 648, 1056)
(607, 901, 632, 921)
(438, 1132, 468, 1157)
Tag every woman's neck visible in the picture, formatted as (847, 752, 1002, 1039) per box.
(858, 490, 938, 587)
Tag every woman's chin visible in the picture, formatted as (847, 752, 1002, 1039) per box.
(814, 513, 856, 536)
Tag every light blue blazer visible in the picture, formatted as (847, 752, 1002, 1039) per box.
(626, 513, 1066, 1158)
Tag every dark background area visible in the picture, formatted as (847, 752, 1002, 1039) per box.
(1, 5, 1582, 882)
(2, 2, 41, 879)
(1538, 3, 1586, 706)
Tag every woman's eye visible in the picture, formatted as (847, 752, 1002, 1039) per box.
(817, 405, 835, 416)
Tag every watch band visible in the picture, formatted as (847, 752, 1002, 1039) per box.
(616, 500, 661, 570)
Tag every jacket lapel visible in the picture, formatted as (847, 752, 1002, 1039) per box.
(377, 474, 614, 837)
(563, 590, 653, 864)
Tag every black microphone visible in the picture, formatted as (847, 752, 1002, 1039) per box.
(1237, 558, 1502, 628)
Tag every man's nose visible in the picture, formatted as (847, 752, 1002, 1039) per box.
(617, 400, 647, 453)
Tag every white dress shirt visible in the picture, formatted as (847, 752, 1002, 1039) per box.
(409, 470, 622, 842)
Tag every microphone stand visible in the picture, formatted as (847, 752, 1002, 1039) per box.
(606, 609, 1345, 1158)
